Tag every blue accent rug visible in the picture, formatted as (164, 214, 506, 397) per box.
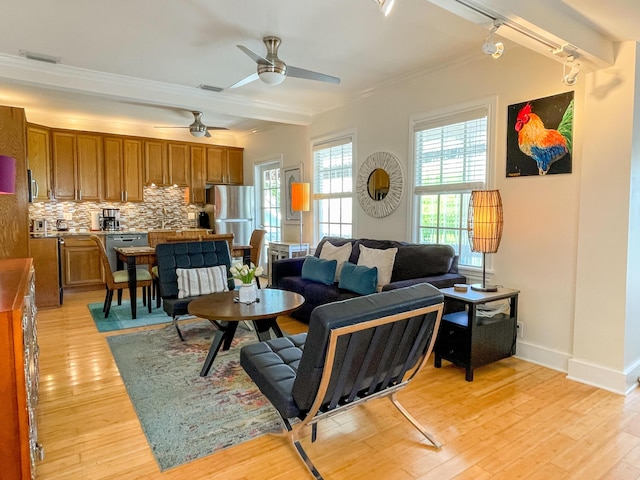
(88, 299, 173, 332)
(107, 320, 283, 471)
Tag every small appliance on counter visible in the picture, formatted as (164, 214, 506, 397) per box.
(56, 219, 69, 231)
(198, 211, 210, 229)
(31, 219, 47, 232)
(102, 208, 120, 231)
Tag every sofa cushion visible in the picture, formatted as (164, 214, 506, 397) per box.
(391, 244, 455, 282)
(301, 256, 337, 285)
(319, 241, 352, 282)
(176, 265, 229, 298)
(357, 244, 397, 289)
(339, 262, 378, 295)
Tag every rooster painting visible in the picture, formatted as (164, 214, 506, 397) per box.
(507, 92, 574, 177)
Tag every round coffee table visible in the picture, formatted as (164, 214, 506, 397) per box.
(188, 288, 304, 376)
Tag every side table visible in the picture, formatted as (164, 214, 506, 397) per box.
(434, 286, 520, 381)
(268, 241, 309, 285)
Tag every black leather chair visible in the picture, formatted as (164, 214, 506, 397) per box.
(155, 240, 234, 340)
(240, 283, 444, 479)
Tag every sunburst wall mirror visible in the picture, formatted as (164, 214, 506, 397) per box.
(356, 151, 403, 218)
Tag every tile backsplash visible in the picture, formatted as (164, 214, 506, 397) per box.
(28, 185, 202, 231)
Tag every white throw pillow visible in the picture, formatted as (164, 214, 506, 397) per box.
(176, 265, 229, 298)
(357, 244, 398, 290)
(319, 242, 352, 282)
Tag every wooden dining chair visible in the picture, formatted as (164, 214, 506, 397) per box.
(90, 235, 153, 318)
(249, 229, 267, 288)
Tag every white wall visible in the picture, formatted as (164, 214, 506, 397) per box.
(243, 44, 640, 393)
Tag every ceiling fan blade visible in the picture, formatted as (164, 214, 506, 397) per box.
(205, 126, 229, 131)
(229, 72, 259, 89)
(154, 126, 188, 129)
(286, 65, 340, 84)
(204, 130, 212, 138)
(237, 45, 273, 66)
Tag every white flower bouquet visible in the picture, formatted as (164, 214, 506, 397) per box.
(229, 262, 263, 285)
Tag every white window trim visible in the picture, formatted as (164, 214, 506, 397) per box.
(310, 129, 357, 245)
(407, 96, 498, 274)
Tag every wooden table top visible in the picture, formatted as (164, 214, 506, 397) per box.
(187, 289, 304, 321)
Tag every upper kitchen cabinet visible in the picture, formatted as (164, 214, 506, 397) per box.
(26, 125, 52, 201)
(168, 142, 190, 186)
(189, 145, 206, 204)
(52, 131, 103, 201)
(205, 146, 244, 185)
(104, 137, 144, 202)
(144, 139, 168, 186)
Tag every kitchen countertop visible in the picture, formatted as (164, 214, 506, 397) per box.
(30, 228, 212, 238)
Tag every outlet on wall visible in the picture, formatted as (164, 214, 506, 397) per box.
(517, 321, 523, 338)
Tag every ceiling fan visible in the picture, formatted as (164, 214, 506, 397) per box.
(154, 111, 228, 138)
(229, 36, 341, 88)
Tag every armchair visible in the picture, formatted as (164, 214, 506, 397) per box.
(240, 283, 444, 479)
(155, 240, 234, 340)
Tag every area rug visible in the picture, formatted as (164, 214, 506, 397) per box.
(88, 299, 176, 332)
(106, 320, 282, 471)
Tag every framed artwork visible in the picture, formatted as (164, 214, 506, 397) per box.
(283, 165, 303, 223)
(506, 91, 574, 177)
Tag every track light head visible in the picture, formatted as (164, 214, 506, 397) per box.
(563, 56, 580, 85)
(482, 21, 504, 59)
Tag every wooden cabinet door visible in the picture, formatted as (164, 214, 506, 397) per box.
(29, 237, 60, 308)
(227, 147, 244, 184)
(52, 131, 77, 200)
(168, 142, 190, 186)
(76, 134, 103, 201)
(190, 145, 206, 204)
(144, 140, 167, 185)
(123, 139, 144, 202)
(205, 146, 225, 183)
(61, 237, 104, 288)
(103, 136, 124, 202)
(26, 125, 52, 201)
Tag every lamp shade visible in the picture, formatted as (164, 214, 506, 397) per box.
(0, 155, 16, 194)
(291, 182, 310, 212)
(468, 190, 503, 254)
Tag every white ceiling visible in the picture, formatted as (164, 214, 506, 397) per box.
(0, 0, 637, 139)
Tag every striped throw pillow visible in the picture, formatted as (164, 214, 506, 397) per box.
(176, 265, 229, 298)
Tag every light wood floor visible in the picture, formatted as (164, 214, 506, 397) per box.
(35, 288, 640, 480)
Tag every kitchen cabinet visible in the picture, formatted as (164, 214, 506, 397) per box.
(61, 235, 104, 289)
(26, 125, 52, 201)
(189, 145, 206, 204)
(168, 142, 190, 186)
(144, 139, 168, 186)
(29, 237, 62, 308)
(104, 137, 144, 202)
(205, 146, 244, 184)
(0, 258, 43, 479)
(52, 131, 103, 201)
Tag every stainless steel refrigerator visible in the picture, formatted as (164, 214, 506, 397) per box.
(204, 185, 255, 246)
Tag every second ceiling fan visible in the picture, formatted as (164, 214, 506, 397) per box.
(230, 36, 341, 89)
(154, 111, 228, 138)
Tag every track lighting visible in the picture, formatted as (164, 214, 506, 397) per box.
(563, 55, 580, 86)
(482, 21, 504, 59)
(372, 0, 395, 16)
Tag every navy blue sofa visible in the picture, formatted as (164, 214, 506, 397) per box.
(271, 236, 465, 323)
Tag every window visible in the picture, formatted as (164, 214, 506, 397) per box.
(412, 102, 493, 268)
(255, 160, 282, 268)
(313, 135, 354, 241)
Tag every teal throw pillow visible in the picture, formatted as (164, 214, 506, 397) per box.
(301, 256, 337, 285)
(339, 261, 378, 295)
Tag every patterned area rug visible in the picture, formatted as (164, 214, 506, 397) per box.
(107, 320, 283, 471)
(88, 299, 175, 332)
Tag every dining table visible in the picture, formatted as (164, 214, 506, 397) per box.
(114, 243, 254, 319)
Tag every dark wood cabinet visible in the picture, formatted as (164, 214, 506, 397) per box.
(0, 259, 42, 479)
(434, 287, 519, 381)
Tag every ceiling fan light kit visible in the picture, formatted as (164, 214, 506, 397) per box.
(230, 36, 340, 88)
